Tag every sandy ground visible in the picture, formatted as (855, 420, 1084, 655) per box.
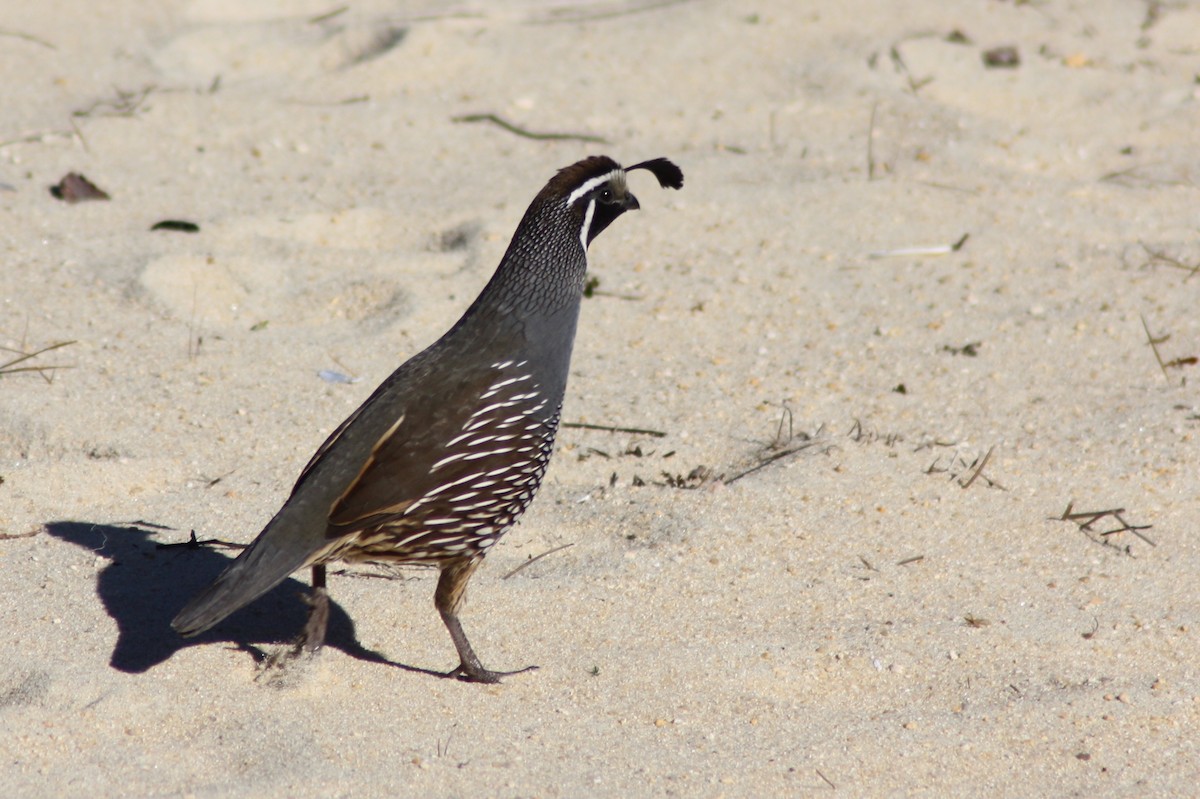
(2, 1, 1199, 796)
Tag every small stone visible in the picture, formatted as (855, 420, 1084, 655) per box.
(982, 46, 1020, 68)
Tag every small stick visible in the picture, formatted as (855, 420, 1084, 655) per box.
(869, 233, 969, 258)
(72, 85, 154, 119)
(562, 422, 667, 438)
(1056, 502, 1156, 550)
(1099, 164, 1188, 188)
(0, 529, 43, 540)
(0, 363, 73, 379)
(0, 340, 76, 382)
(308, 5, 348, 24)
(1140, 314, 1171, 381)
(770, 403, 795, 450)
(1060, 503, 1125, 530)
(0, 340, 76, 371)
(0, 29, 56, 49)
(1139, 242, 1200, 280)
(723, 442, 818, 485)
(913, 180, 979, 194)
(1137, 313, 1197, 373)
(69, 116, 89, 152)
(436, 729, 453, 758)
(958, 445, 994, 489)
(203, 467, 239, 488)
(815, 769, 836, 790)
(897, 555, 924, 566)
(533, 0, 693, 24)
(1105, 512, 1157, 546)
(287, 95, 370, 107)
(187, 283, 199, 360)
(502, 543, 574, 580)
(887, 41, 934, 92)
(867, 101, 879, 181)
(156, 530, 246, 551)
(452, 113, 608, 144)
(0, 128, 79, 150)
(912, 437, 957, 452)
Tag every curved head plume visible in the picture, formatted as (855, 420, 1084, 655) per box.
(625, 157, 685, 190)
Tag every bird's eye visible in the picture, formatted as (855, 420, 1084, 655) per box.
(598, 188, 614, 204)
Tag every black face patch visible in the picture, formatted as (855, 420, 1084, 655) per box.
(581, 177, 639, 246)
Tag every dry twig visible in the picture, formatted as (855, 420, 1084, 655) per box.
(1056, 502, 1156, 551)
(562, 421, 666, 438)
(867, 101, 879, 181)
(502, 543, 575, 580)
(958, 445, 994, 489)
(452, 113, 608, 144)
(925, 446, 1004, 490)
(156, 530, 247, 551)
(0, 340, 76, 382)
(1138, 242, 1200, 280)
(0, 529, 43, 540)
(1140, 314, 1196, 382)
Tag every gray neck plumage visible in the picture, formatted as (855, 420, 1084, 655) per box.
(449, 199, 589, 384)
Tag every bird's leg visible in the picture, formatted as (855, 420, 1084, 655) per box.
(436, 558, 537, 683)
(297, 564, 330, 654)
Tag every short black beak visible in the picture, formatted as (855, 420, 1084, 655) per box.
(624, 193, 640, 211)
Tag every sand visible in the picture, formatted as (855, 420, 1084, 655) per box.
(2, 1, 1198, 796)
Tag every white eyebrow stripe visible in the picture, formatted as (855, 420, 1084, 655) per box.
(566, 169, 624, 207)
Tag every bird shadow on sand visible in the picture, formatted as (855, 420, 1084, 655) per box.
(44, 520, 448, 679)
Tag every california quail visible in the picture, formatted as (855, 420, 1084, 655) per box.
(172, 155, 684, 682)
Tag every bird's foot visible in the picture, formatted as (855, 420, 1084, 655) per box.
(296, 586, 330, 654)
(258, 586, 329, 672)
(443, 662, 539, 684)
(260, 646, 303, 673)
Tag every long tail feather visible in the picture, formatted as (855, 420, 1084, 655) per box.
(172, 505, 327, 636)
